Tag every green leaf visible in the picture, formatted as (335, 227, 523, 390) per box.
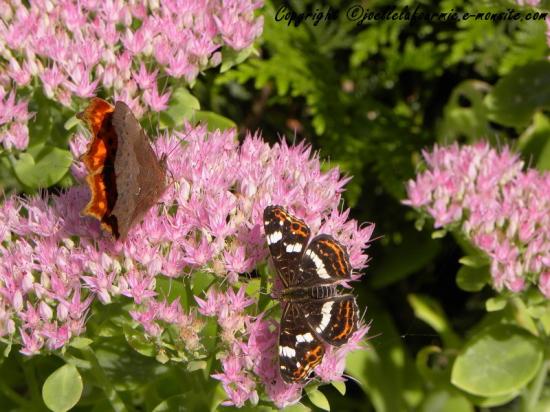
(123, 324, 156, 357)
(69, 337, 93, 349)
(485, 297, 507, 312)
(408, 294, 461, 348)
(64, 115, 80, 130)
(304, 386, 330, 411)
(13, 145, 72, 189)
(485, 61, 550, 128)
(152, 394, 189, 412)
(456, 266, 490, 292)
(220, 45, 256, 73)
(192, 110, 236, 132)
(159, 88, 200, 129)
(42, 364, 83, 412)
(156, 277, 188, 309)
(419, 387, 473, 412)
(458, 255, 489, 268)
(466, 391, 519, 408)
(202, 317, 218, 353)
(281, 404, 311, 412)
(187, 360, 207, 372)
(331, 381, 346, 396)
(518, 112, 550, 172)
(192, 271, 215, 295)
(431, 229, 447, 239)
(534, 398, 550, 412)
(245, 278, 261, 299)
(451, 324, 544, 397)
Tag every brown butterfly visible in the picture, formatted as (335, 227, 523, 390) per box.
(77, 98, 167, 240)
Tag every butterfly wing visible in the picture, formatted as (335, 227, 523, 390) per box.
(279, 303, 325, 383)
(111, 101, 166, 239)
(295, 234, 352, 287)
(300, 295, 358, 346)
(78, 98, 119, 236)
(264, 205, 311, 287)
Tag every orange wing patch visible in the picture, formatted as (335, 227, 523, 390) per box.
(83, 174, 108, 218)
(291, 344, 324, 382)
(332, 299, 356, 342)
(79, 98, 117, 174)
(319, 238, 351, 278)
(78, 98, 119, 236)
(77, 97, 114, 136)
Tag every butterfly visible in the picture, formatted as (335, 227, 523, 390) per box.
(77, 98, 167, 240)
(263, 205, 358, 383)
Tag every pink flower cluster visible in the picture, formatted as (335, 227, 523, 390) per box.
(515, 0, 540, 5)
(0, 125, 373, 407)
(0, 0, 263, 150)
(404, 142, 550, 296)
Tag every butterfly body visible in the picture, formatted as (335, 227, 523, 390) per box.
(263, 205, 359, 383)
(278, 284, 337, 302)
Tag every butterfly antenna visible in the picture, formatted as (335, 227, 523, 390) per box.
(358, 307, 370, 325)
(291, 128, 298, 146)
(341, 373, 362, 387)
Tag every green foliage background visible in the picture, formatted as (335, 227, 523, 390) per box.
(2, 0, 550, 411)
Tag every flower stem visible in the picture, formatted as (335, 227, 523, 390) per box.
(523, 359, 549, 412)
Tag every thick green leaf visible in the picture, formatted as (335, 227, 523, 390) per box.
(192, 271, 215, 295)
(431, 230, 447, 239)
(245, 278, 261, 299)
(152, 395, 189, 412)
(466, 391, 519, 407)
(187, 360, 207, 372)
(419, 387, 473, 412)
(458, 255, 489, 268)
(485, 61, 550, 127)
(123, 324, 156, 357)
(304, 386, 330, 411)
(281, 404, 311, 412)
(485, 297, 507, 312)
(64, 115, 80, 130)
(69, 337, 93, 349)
(156, 277, 188, 309)
(451, 324, 543, 396)
(13, 145, 72, 188)
(42, 364, 83, 412)
(192, 110, 236, 132)
(456, 265, 490, 292)
(331, 381, 346, 396)
(159, 88, 200, 129)
(534, 398, 550, 412)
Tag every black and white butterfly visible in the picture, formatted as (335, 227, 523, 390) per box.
(263, 205, 358, 383)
